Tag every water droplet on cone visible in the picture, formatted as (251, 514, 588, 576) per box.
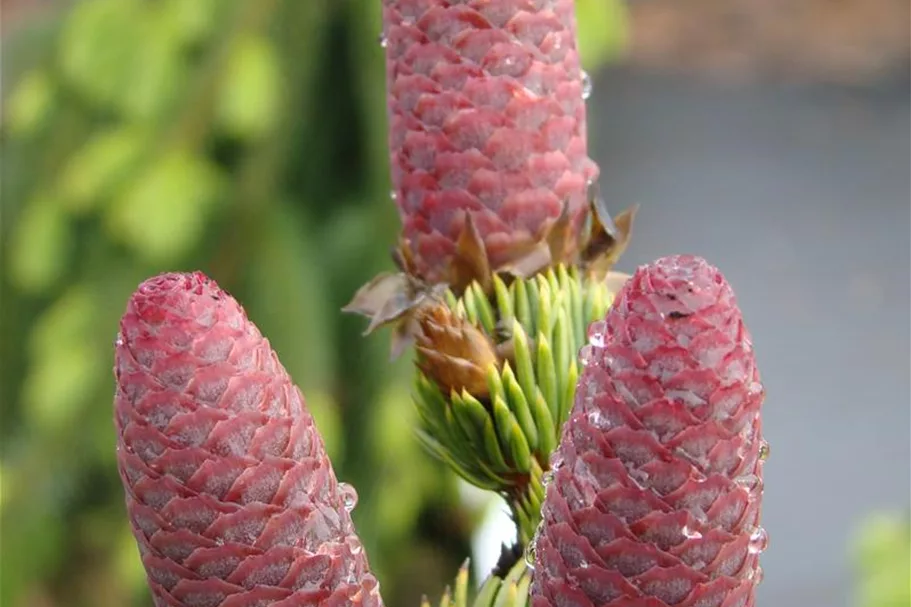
(587, 320, 607, 347)
(682, 525, 703, 539)
(542, 470, 554, 486)
(524, 532, 538, 569)
(759, 440, 771, 461)
(378, 33, 388, 48)
(581, 71, 592, 100)
(578, 345, 596, 366)
(748, 526, 769, 554)
(338, 482, 358, 512)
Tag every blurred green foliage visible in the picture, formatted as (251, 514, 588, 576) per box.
(0, 1, 626, 606)
(854, 512, 911, 607)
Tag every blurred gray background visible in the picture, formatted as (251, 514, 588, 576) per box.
(590, 67, 910, 607)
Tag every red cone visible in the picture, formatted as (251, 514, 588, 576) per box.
(531, 255, 768, 607)
(114, 272, 383, 606)
(383, 0, 598, 283)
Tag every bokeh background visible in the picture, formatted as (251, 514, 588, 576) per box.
(0, 1, 908, 606)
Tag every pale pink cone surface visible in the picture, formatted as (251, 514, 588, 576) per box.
(114, 272, 383, 607)
(531, 255, 767, 607)
(383, 0, 599, 283)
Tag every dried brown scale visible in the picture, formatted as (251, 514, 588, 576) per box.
(415, 303, 499, 396)
(530, 255, 767, 607)
(114, 272, 383, 607)
(382, 0, 599, 285)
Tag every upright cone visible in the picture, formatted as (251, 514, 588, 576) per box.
(114, 272, 382, 607)
(382, 0, 599, 284)
(531, 255, 767, 607)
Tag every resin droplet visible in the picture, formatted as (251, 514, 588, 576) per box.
(759, 440, 771, 461)
(748, 526, 769, 554)
(587, 320, 607, 348)
(338, 482, 358, 512)
(581, 70, 592, 100)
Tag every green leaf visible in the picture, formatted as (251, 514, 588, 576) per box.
(535, 332, 558, 420)
(535, 277, 553, 340)
(60, 0, 145, 109)
(105, 149, 223, 263)
(415, 430, 500, 491)
(492, 396, 518, 464)
(23, 340, 103, 434)
(513, 278, 531, 331)
(531, 388, 557, 459)
(244, 206, 335, 394)
(510, 322, 538, 418)
(575, 0, 628, 71)
(493, 274, 514, 328)
(216, 34, 282, 140)
(7, 193, 73, 295)
(552, 308, 571, 400)
(507, 418, 532, 474)
(855, 512, 911, 607)
(473, 576, 502, 607)
(471, 282, 496, 334)
(58, 126, 149, 214)
(4, 69, 55, 138)
(121, 12, 186, 122)
(161, 0, 221, 46)
(301, 391, 342, 464)
(502, 362, 537, 452)
(560, 360, 579, 427)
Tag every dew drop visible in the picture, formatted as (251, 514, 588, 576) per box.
(587, 409, 610, 430)
(114, 334, 125, 348)
(581, 70, 592, 100)
(389, 190, 398, 202)
(578, 345, 596, 366)
(748, 526, 769, 554)
(378, 33, 388, 48)
(338, 482, 358, 512)
(347, 537, 363, 555)
(587, 320, 607, 348)
(682, 525, 703, 540)
(542, 470, 554, 487)
(524, 527, 540, 569)
(759, 440, 771, 461)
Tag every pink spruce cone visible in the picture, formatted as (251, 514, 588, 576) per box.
(113, 272, 383, 607)
(383, 0, 599, 283)
(530, 255, 768, 607)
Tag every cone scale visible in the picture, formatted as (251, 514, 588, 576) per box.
(382, 0, 599, 284)
(113, 272, 383, 607)
(530, 255, 768, 607)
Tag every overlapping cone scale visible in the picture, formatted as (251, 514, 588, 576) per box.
(114, 272, 383, 607)
(530, 255, 768, 607)
(382, 0, 599, 284)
